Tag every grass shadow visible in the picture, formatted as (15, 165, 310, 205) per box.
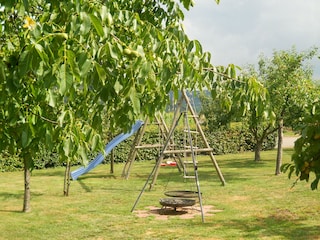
(76, 173, 117, 180)
(0, 192, 23, 200)
(0, 209, 22, 213)
(218, 158, 268, 169)
(77, 179, 92, 192)
(33, 170, 65, 177)
(216, 211, 318, 239)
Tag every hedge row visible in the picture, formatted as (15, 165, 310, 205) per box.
(0, 128, 275, 172)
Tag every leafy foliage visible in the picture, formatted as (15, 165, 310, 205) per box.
(199, 92, 235, 130)
(282, 99, 320, 190)
(203, 63, 274, 161)
(0, 0, 227, 210)
(259, 47, 318, 127)
(0, 0, 220, 167)
(210, 48, 318, 164)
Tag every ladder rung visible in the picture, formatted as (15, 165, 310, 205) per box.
(184, 146, 199, 149)
(135, 144, 163, 149)
(183, 130, 199, 134)
(163, 148, 212, 154)
(187, 114, 199, 118)
(183, 175, 195, 179)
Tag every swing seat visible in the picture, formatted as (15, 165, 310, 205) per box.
(159, 198, 196, 210)
(164, 190, 201, 198)
(160, 161, 177, 167)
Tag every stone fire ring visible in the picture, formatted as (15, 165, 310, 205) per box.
(159, 198, 196, 210)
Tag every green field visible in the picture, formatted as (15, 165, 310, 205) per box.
(1, 149, 319, 239)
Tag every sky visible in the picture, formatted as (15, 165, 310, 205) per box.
(183, 0, 320, 79)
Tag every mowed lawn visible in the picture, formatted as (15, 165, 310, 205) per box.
(1, 149, 320, 239)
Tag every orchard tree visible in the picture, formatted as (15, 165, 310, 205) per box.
(0, 0, 229, 212)
(205, 47, 318, 167)
(205, 64, 272, 160)
(234, 48, 317, 165)
(236, 73, 274, 162)
(258, 47, 318, 174)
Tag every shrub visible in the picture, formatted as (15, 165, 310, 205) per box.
(0, 151, 23, 172)
(198, 127, 276, 155)
(0, 126, 276, 171)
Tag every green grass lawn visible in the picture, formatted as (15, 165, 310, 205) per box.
(1, 149, 320, 240)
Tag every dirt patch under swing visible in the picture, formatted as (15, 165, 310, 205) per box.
(134, 205, 223, 220)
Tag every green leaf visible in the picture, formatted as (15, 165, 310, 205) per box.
(99, 87, 109, 102)
(95, 63, 106, 84)
(89, 14, 104, 37)
(130, 87, 140, 114)
(79, 144, 88, 165)
(21, 128, 32, 148)
(0, 60, 6, 82)
(18, 46, 31, 77)
(139, 61, 151, 78)
(92, 113, 102, 130)
(288, 165, 295, 179)
(55, 33, 68, 39)
(311, 178, 319, 190)
(47, 89, 57, 107)
(106, 12, 113, 26)
(107, 42, 119, 60)
(66, 50, 80, 81)
(280, 163, 291, 173)
(182, 0, 194, 10)
(23, 0, 29, 10)
(85, 127, 92, 142)
(24, 158, 34, 171)
(58, 110, 67, 126)
(34, 43, 49, 63)
(59, 64, 73, 95)
(63, 137, 72, 157)
(80, 12, 91, 35)
(100, 6, 108, 22)
(92, 134, 100, 151)
(79, 57, 92, 77)
(114, 81, 123, 94)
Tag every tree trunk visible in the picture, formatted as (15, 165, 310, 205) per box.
(110, 149, 114, 174)
(64, 161, 71, 196)
(254, 140, 263, 162)
(275, 119, 283, 175)
(23, 158, 31, 212)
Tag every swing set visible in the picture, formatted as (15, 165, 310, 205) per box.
(127, 90, 226, 222)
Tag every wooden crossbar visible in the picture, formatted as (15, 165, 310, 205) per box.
(163, 148, 212, 154)
(183, 130, 199, 134)
(135, 144, 163, 149)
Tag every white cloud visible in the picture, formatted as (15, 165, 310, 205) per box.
(183, 0, 320, 78)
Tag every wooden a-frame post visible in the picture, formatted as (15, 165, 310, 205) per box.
(122, 112, 184, 179)
(149, 90, 226, 188)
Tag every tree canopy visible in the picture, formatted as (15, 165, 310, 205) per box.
(0, 0, 226, 211)
(203, 47, 318, 169)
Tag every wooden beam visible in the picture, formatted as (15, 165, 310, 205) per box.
(163, 148, 213, 154)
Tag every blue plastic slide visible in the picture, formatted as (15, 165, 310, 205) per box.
(71, 120, 144, 180)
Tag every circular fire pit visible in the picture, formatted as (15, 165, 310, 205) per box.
(159, 198, 196, 211)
